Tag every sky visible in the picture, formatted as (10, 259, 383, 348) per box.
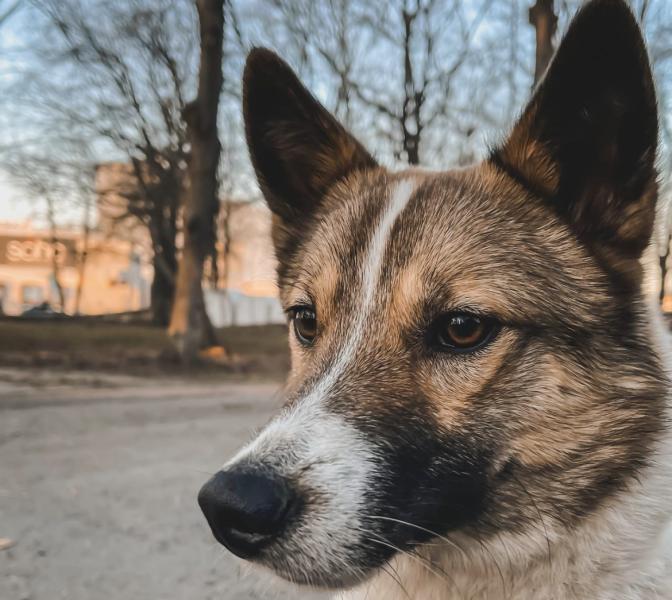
(0, 172, 37, 223)
(1, 0, 671, 231)
(0, 6, 34, 224)
(0, 0, 535, 229)
(0, 2, 104, 228)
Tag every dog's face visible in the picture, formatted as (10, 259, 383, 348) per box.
(199, 0, 668, 589)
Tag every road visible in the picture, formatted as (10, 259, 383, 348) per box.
(0, 368, 329, 600)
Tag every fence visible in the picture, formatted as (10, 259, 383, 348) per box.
(204, 289, 285, 327)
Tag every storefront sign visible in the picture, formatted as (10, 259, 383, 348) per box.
(0, 236, 77, 267)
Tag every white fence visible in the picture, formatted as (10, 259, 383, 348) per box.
(205, 289, 285, 327)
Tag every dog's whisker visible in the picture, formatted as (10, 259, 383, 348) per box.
(191, 468, 217, 476)
(367, 515, 469, 560)
(363, 533, 464, 599)
(470, 528, 509, 599)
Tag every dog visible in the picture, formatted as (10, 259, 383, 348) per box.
(198, 1, 672, 598)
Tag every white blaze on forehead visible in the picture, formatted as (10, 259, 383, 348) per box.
(228, 177, 416, 462)
(310, 176, 417, 399)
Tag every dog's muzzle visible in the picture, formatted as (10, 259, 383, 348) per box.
(198, 466, 299, 559)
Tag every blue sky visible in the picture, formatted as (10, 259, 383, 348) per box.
(0, 6, 36, 223)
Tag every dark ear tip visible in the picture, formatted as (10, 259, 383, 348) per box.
(579, 0, 635, 15)
(585, 0, 632, 9)
(548, 0, 653, 101)
(243, 47, 281, 87)
(245, 47, 281, 70)
(244, 47, 299, 83)
(572, 0, 641, 34)
(243, 47, 302, 112)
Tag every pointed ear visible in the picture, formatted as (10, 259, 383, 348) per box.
(243, 48, 376, 228)
(491, 0, 658, 270)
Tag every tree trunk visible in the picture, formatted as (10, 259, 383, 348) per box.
(660, 242, 670, 308)
(401, 6, 422, 166)
(151, 262, 175, 326)
(46, 194, 66, 312)
(169, 0, 224, 363)
(149, 218, 178, 326)
(74, 196, 91, 315)
(529, 0, 557, 86)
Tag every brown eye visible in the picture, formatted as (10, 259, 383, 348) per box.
(432, 313, 498, 353)
(291, 307, 317, 346)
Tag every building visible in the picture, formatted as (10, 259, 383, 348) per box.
(0, 162, 284, 325)
(0, 222, 151, 316)
(205, 200, 284, 327)
(0, 202, 283, 323)
(94, 161, 284, 326)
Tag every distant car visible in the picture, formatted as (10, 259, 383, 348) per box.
(20, 302, 65, 319)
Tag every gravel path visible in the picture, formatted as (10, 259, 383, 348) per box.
(0, 368, 329, 600)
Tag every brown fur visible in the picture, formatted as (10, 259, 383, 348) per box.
(203, 1, 672, 597)
(277, 164, 666, 529)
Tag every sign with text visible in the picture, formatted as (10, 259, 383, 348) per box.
(0, 236, 78, 268)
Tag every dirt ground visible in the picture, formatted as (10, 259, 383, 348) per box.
(0, 367, 329, 600)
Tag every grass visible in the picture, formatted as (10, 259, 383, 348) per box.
(0, 318, 290, 379)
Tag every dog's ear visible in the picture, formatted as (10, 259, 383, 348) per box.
(243, 48, 376, 231)
(492, 0, 658, 271)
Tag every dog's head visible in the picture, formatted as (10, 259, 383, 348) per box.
(199, 0, 668, 589)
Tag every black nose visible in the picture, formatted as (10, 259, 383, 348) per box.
(198, 467, 297, 558)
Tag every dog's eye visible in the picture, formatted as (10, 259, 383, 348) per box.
(289, 306, 317, 346)
(430, 313, 498, 353)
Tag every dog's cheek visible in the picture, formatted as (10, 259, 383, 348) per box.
(415, 329, 518, 430)
(356, 410, 493, 549)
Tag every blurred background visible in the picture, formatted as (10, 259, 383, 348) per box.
(1, 1, 672, 599)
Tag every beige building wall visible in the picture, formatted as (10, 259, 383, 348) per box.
(95, 162, 280, 298)
(0, 223, 150, 316)
(1, 164, 281, 321)
(218, 201, 278, 297)
(94, 162, 152, 249)
(204, 200, 284, 326)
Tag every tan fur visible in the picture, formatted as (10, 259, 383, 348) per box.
(213, 4, 671, 598)
(498, 111, 560, 196)
(262, 159, 671, 597)
(390, 265, 424, 323)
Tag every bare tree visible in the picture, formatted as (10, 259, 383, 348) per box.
(0, 0, 20, 25)
(529, 0, 557, 85)
(21, 0, 198, 325)
(262, 0, 495, 167)
(44, 189, 66, 311)
(262, 0, 359, 127)
(357, 0, 496, 165)
(74, 193, 92, 315)
(169, 0, 224, 362)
